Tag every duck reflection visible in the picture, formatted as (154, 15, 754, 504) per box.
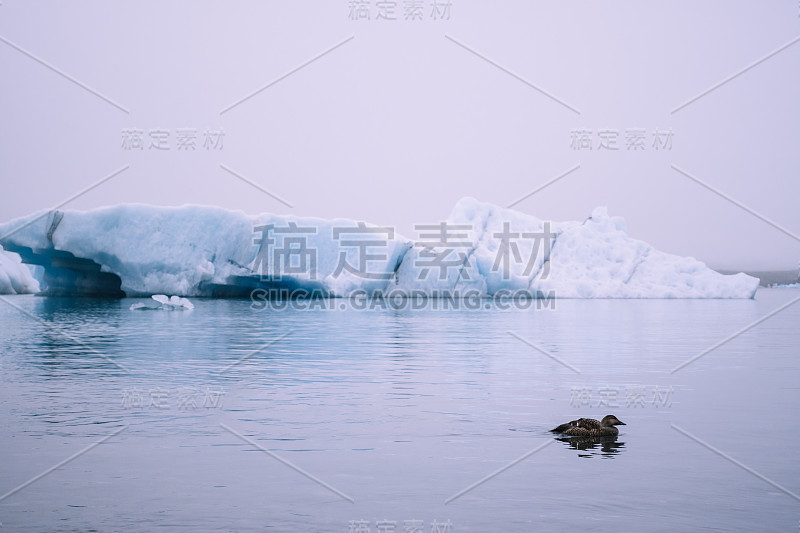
(555, 435, 625, 458)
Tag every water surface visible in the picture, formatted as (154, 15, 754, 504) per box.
(1, 289, 798, 531)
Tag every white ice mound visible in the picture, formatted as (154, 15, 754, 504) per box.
(0, 205, 408, 298)
(0, 244, 40, 295)
(0, 198, 759, 298)
(153, 294, 195, 309)
(130, 294, 194, 311)
(392, 198, 758, 298)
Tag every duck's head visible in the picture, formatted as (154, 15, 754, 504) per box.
(601, 414, 626, 427)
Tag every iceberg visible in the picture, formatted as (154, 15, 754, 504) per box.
(0, 198, 759, 299)
(392, 198, 759, 299)
(130, 294, 195, 311)
(0, 244, 40, 295)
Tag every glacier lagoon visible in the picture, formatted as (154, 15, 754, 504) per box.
(0, 200, 794, 531)
(1, 288, 799, 531)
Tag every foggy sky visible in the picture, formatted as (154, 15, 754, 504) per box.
(1, 1, 799, 271)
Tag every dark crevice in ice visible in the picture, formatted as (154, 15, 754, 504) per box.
(0, 243, 125, 298)
(198, 275, 331, 298)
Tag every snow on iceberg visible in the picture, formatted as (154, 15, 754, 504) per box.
(0, 244, 40, 295)
(0, 198, 759, 299)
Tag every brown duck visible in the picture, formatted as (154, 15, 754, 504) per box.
(550, 415, 626, 437)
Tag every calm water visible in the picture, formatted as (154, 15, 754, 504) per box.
(1, 289, 799, 532)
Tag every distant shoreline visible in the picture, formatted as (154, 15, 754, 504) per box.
(717, 270, 799, 287)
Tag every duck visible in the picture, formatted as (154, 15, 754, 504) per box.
(550, 414, 626, 437)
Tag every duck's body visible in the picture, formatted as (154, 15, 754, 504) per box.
(550, 415, 626, 437)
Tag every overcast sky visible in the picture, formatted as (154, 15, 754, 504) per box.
(1, 1, 798, 271)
